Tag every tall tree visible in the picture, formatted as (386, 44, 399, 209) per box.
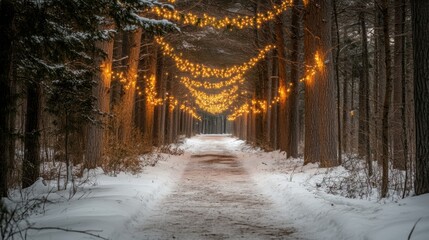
(333, 0, 341, 163)
(275, 9, 289, 153)
(22, 77, 42, 188)
(392, 0, 406, 170)
(0, 0, 15, 197)
(341, 28, 350, 154)
(358, 10, 372, 175)
(411, 0, 429, 195)
(120, 28, 142, 143)
(374, 1, 387, 165)
(287, 0, 302, 158)
(381, 0, 393, 198)
(304, 0, 338, 167)
(86, 22, 115, 169)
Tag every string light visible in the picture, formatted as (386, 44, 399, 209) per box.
(144, 75, 164, 106)
(149, 0, 293, 29)
(180, 101, 202, 121)
(180, 74, 245, 90)
(229, 51, 325, 121)
(155, 36, 275, 78)
(186, 84, 242, 114)
(300, 50, 324, 84)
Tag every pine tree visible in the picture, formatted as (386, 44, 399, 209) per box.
(304, 0, 338, 167)
(411, 0, 429, 195)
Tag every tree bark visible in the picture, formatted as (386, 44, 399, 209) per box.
(121, 28, 142, 143)
(85, 25, 114, 169)
(153, 49, 164, 146)
(333, 0, 341, 163)
(374, 2, 387, 165)
(0, 0, 15, 197)
(381, 0, 393, 198)
(288, 0, 302, 158)
(393, 0, 406, 170)
(23, 80, 42, 188)
(411, 0, 429, 195)
(275, 11, 289, 153)
(143, 43, 157, 144)
(271, 49, 279, 150)
(359, 11, 372, 175)
(342, 28, 350, 154)
(304, 0, 338, 167)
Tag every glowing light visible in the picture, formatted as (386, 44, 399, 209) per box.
(148, 0, 293, 29)
(155, 36, 275, 79)
(314, 51, 324, 70)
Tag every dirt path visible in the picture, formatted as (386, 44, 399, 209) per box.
(135, 137, 295, 239)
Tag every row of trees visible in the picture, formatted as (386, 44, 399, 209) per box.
(0, 0, 427, 199)
(0, 0, 197, 198)
(230, 0, 428, 197)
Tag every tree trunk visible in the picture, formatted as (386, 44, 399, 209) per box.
(85, 25, 114, 169)
(23, 80, 42, 188)
(304, 0, 338, 167)
(342, 28, 350, 154)
(333, 0, 342, 163)
(393, 0, 406, 170)
(288, 0, 302, 158)
(381, 0, 393, 198)
(359, 11, 372, 175)
(411, 0, 429, 195)
(143, 42, 157, 144)
(121, 28, 142, 143)
(153, 49, 164, 146)
(271, 49, 279, 150)
(374, 2, 387, 165)
(0, 0, 15, 197)
(275, 11, 289, 153)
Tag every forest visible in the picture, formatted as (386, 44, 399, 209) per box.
(1, 0, 429, 239)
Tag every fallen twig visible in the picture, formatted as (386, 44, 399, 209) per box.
(28, 227, 109, 240)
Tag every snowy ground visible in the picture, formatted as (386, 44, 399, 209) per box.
(7, 135, 429, 239)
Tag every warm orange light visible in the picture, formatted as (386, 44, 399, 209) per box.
(314, 51, 324, 71)
(148, 0, 293, 29)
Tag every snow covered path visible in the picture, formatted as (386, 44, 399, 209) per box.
(133, 142, 295, 239)
(21, 135, 429, 240)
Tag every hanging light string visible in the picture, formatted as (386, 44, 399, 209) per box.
(179, 101, 201, 120)
(155, 36, 275, 79)
(228, 51, 325, 120)
(187, 84, 242, 114)
(195, 93, 239, 114)
(180, 74, 245, 90)
(149, 0, 292, 29)
(130, 74, 202, 120)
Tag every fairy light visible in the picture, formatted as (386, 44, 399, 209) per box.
(149, 0, 293, 29)
(180, 102, 201, 120)
(180, 74, 245, 90)
(300, 50, 324, 84)
(155, 36, 275, 79)
(144, 75, 164, 106)
(186, 84, 242, 114)
(154, 37, 275, 115)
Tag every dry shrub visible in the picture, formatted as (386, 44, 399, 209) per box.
(158, 144, 184, 155)
(318, 154, 412, 200)
(103, 129, 152, 176)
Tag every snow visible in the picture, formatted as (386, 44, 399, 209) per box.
(5, 135, 429, 239)
(239, 142, 429, 240)
(16, 153, 189, 240)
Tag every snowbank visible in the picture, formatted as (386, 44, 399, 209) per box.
(21, 152, 189, 240)
(239, 147, 429, 240)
